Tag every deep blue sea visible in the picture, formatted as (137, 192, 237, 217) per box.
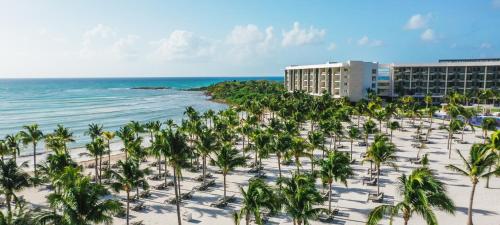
(0, 76, 283, 151)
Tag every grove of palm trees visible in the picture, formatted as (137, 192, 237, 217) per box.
(0, 80, 499, 225)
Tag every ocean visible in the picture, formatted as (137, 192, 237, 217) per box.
(0, 76, 283, 151)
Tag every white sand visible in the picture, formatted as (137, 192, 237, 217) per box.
(13, 116, 500, 225)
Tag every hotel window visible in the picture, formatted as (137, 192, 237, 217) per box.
(372, 69, 377, 74)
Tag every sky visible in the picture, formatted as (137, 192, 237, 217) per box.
(1, 0, 499, 78)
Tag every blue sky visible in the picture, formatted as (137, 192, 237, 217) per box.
(1, 0, 499, 77)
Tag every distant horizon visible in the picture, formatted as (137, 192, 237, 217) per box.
(0, 74, 284, 79)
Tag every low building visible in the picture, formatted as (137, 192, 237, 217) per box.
(284, 61, 380, 102)
(284, 58, 500, 102)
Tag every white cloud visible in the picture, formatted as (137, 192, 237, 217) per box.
(154, 30, 215, 61)
(226, 24, 274, 60)
(493, 0, 500, 8)
(420, 29, 435, 41)
(112, 35, 140, 60)
(80, 24, 116, 58)
(327, 42, 337, 51)
(357, 35, 383, 47)
(404, 14, 431, 30)
(480, 42, 492, 49)
(281, 22, 325, 47)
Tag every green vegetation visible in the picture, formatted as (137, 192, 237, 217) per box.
(205, 80, 285, 105)
(1, 81, 500, 225)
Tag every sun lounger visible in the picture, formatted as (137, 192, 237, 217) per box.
(363, 178, 377, 186)
(210, 195, 235, 208)
(367, 168, 379, 175)
(181, 191, 194, 200)
(139, 190, 151, 198)
(368, 192, 384, 203)
(193, 179, 216, 191)
(131, 221, 144, 225)
(131, 202, 146, 212)
(194, 173, 214, 182)
(166, 197, 179, 205)
(154, 183, 168, 190)
(247, 166, 263, 173)
(253, 171, 267, 179)
(409, 158, 422, 164)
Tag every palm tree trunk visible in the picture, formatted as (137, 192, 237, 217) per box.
(350, 140, 353, 161)
(173, 166, 182, 225)
(328, 182, 332, 213)
(223, 173, 227, 200)
(390, 130, 393, 142)
(107, 140, 111, 171)
(245, 212, 250, 225)
(377, 166, 381, 195)
(448, 131, 453, 159)
(95, 155, 99, 183)
(467, 182, 477, 225)
(295, 156, 300, 174)
(126, 190, 130, 225)
(202, 155, 206, 184)
(33, 142, 37, 179)
(310, 155, 314, 174)
(486, 165, 492, 188)
(157, 156, 161, 176)
(277, 153, 282, 180)
(99, 154, 103, 181)
(6, 194, 11, 220)
(164, 155, 168, 185)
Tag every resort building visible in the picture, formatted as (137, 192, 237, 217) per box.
(284, 58, 500, 102)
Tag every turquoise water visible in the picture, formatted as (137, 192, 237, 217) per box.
(0, 76, 283, 151)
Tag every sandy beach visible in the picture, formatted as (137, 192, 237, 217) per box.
(12, 115, 500, 225)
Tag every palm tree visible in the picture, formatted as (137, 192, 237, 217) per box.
(237, 179, 280, 225)
(53, 124, 75, 151)
(38, 174, 120, 225)
(446, 144, 499, 225)
(279, 173, 324, 225)
(362, 119, 378, 151)
(274, 133, 292, 180)
(116, 126, 135, 161)
(86, 137, 106, 184)
(162, 129, 190, 225)
(5, 134, 21, 163)
(307, 131, 324, 173)
(108, 159, 150, 225)
(373, 109, 387, 132)
(195, 128, 218, 183)
(347, 126, 360, 161)
(367, 167, 455, 225)
(0, 200, 34, 225)
(0, 159, 30, 220)
(85, 123, 103, 142)
(145, 121, 162, 143)
(102, 131, 115, 170)
(0, 141, 8, 161)
(37, 150, 77, 194)
(388, 121, 400, 143)
(214, 142, 247, 200)
(127, 121, 144, 139)
(447, 119, 463, 158)
(481, 117, 497, 143)
(19, 124, 44, 178)
(320, 151, 353, 214)
(286, 136, 311, 174)
(486, 130, 500, 188)
(364, 137, 397, 195)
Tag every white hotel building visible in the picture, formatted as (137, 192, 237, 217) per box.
(284, 58, 500, 102)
